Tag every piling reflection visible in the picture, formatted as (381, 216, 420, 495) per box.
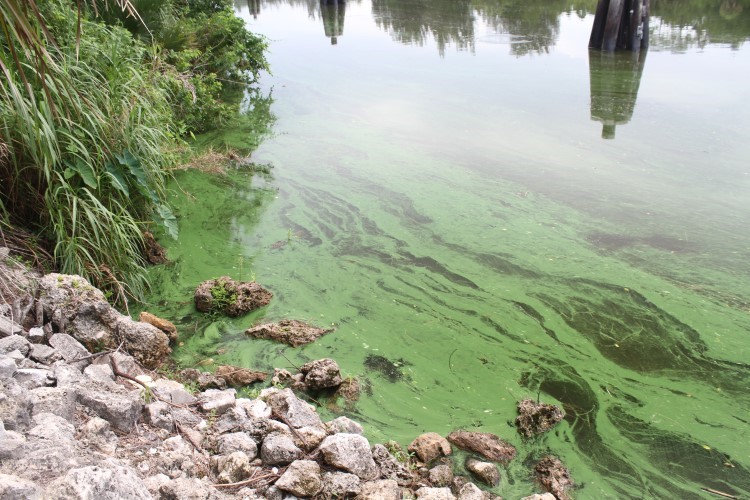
(589, 49, 647, 139)
(321, 0, 346, 44)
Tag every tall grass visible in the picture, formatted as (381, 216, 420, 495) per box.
(0, 0, 175, 307)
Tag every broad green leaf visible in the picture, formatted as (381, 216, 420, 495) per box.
(155, 204, 179, 240)
(104, 163, 130, 196)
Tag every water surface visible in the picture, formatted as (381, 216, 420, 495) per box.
(147, 1, 750, 497)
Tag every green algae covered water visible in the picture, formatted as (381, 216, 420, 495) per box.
(144, 1, 750, 497)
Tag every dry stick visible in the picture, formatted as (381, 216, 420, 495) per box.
(700, 487, 738, 499)
(109, 355, 188, 410)
(271, 410, 308, 449)
(213, 471, 280, 489)
(279, 350, 300, 371)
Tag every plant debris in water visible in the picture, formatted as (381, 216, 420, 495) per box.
(364, 354, 411, 382)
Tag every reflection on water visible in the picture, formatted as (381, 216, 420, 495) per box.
(321, 0, 346, 44)
(589, 49, 647, 139)
(158, 1, 750, 498)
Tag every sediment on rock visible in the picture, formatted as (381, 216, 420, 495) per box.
(516, 398, 564, 437)
(245, 319, 333, 347)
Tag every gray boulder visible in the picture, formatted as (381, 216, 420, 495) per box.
(0, 473, 42, 499)
(326, 416, 364, 435)
(416, 487, 457, 499)
(14, 368, 54, 390)
(45, 465, 151, 499)
(151, 379, 197, 406)
(0, 378, 31, 430)
(79, 417, 118, 455)
(0, 423, 25, 460)
(275, 460, 323, 497)
(318, 433, 379, 480)
(48, 333, 90, 369)
(321, 471, 361, 498)
(215, 451, 255, 484)
(371, 444, 413, 486)
(77, 380, 143, 433)
(29, 343, 61, 364)
(199, 388, 236, 415)
(0, 335, 30, 356)
(144, 401, 174, 431)
(0, 356, 17, 379)
(429, 464, 454, 487)
(520, 495, 556, 500)
(217, 432, 258, 458)
(29, 386, 77, 421)
(262, 388, 323, 429)
(356, 479, 401, 500)
(260, 432, 302, 465)
(38, 274, 105, 329)
(456, 482, 491, 500)
(299, 358, 342, 390)
(0, 317, 23, 338)
(236, 398, 271, 419)
(159, 477, 229, 499)
(27, 327, 45, 344)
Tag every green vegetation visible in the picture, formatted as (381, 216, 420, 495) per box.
(209, 278, 238, 314)
(0, 0, 268, 307)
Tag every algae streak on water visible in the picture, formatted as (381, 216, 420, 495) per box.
(143, 1, 750, 498)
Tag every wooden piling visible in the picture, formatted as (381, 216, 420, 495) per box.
(589, 0, 649, 52)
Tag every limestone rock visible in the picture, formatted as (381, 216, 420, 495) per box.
(516, 399, 564, 437)
(521, 495, 556, 500)
(150, 379, 197, 406)
(321, 471, 361, 498)
(409, 432, 452, 463)
(465, 458, 499, 486)
(318, 433, 379, 480)
(327, 416, 364, 435)
(241, 417, 290, 443)
(213, 407, 249, 435)
(275, 460, 323, 497)
(29, 343, 61, 364)
(139, 311, 177, 342)
(534, 455, 572, 500)
(0, 473, 42, 499)
(371, 444, 413, 486)
(0, 356, 17, 379)
(38, 274, 105, 329)
(45, 465, 151, 499)
(429, 464, 454, 487)
(456, 482, 490, 500)
(215, 451, 255, 484)
(356, 479, 401, 500)
(0, 317, 23, 338)
(217, 432, 258, 457)
(447, 431, 516, 464)
(416, 487, 457, 499)
(260, 432, 302, 465)
(29, 386, 77, 421)
(215, 365, 267, 386)
(262, 388, 323, 429)
(199, 388, 236, 415)
(77, 380, 143, 433)
(145, 401, 175, 431)
(159, 477, 228, 500)
(180, 368, 226, 390)
(245, 319, 332, 347)
(0, 335, 30, 356)
(0, 378, 31, 431)
(48, 333, 90, 369)
(194, 277, 272, 317)
(13, 368, 54, 390)
(236, 398, 271, 419)
(113, 315, 170, 369)
(79, 417, 118, 455)
(300, 358, 342, 390)
(27, 327, 45, 344)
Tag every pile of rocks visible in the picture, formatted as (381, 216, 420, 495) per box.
(1, 253, 569, 499)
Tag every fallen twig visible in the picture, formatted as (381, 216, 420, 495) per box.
(213, 471, 280, 489)
(700, 487, 738, 499)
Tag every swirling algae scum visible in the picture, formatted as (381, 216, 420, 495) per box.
(143, 157, 750, 499)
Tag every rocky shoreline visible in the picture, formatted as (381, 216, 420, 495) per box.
(0, 249, 570, 499)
